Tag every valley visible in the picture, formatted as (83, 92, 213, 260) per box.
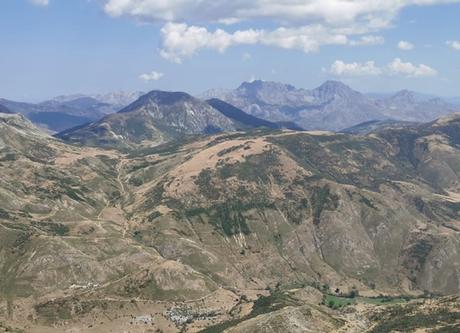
(0, 100, 459, 331)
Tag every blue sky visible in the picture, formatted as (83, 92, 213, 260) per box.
(1, 0, 460, 101)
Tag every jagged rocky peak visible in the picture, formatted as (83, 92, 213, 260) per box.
(237, 80, 297, 93)
(235, 80, 312, 106)
(93, 91, 144, 106)
(390, 89, 417, 104)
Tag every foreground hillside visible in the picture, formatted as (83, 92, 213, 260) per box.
(0, 111, 460, 332)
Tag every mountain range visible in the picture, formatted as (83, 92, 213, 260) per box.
(202, 80, 460, 131)
(0, 91, 142, 132)
(2, 81, 460, 135)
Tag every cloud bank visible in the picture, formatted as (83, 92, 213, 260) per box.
(103, 0, 460, 26)
(159, 23, 350, 63)
(328, 58, 437, 77)
(102, 0, 460, 62)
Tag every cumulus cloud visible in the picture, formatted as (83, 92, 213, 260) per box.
(447, 40, 460, 50)
(329, 60, 382, 76)
(103, 0, 460, 26)
(30, 0, 49, 6)
(387, 58, 437, 77)
(139, 71, 164, 81)
(160, 22, 350, 63)
(398, 40, 415, 50)
(328, 58, 437, 77)
(102, 0, 460, 61)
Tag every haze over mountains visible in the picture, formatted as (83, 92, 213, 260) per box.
(203, 80, 460, 131)
(1, 81, 460, 135)
(0, 91, 143, 132)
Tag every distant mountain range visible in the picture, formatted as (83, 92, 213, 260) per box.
(0, 91, 142, 132)
(202, 80, 460, 131)
(52, 91, 144, 110)
(2, 82, 460, 134)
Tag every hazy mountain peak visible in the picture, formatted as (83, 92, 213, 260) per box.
(314, 80, 356, 99)
(319, 80, 350, 89)
(92, 91, 144, 106)
(391, 89, 417, 103)
(52, 91, 144, 107)
(237, 80, 296, 93)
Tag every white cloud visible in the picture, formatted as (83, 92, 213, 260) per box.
(103, 1, 460, 26)
(159, 23, 262, 63)
(30, 0, 49, 6)
(398, 40, 415, 50)
(103, 0, 460, 61)
(139, 71, 164, 81)
(349, 35, 384, 46)
(328, 60, 382, 76)
(388, 58, 437, 77)
(328, 58, 438, 78)
(160, 22, 349, 63)
(447, 40, 460, 50)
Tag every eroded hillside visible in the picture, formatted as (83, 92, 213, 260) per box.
(1, 112, 460, 332)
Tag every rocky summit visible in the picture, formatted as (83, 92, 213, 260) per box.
(0, 103, 460, 332)
(202, 80, 460, 131)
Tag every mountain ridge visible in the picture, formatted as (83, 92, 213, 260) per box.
(202, 80, 460, 131)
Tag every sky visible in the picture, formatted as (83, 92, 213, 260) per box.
(1, 0, 460, 101)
